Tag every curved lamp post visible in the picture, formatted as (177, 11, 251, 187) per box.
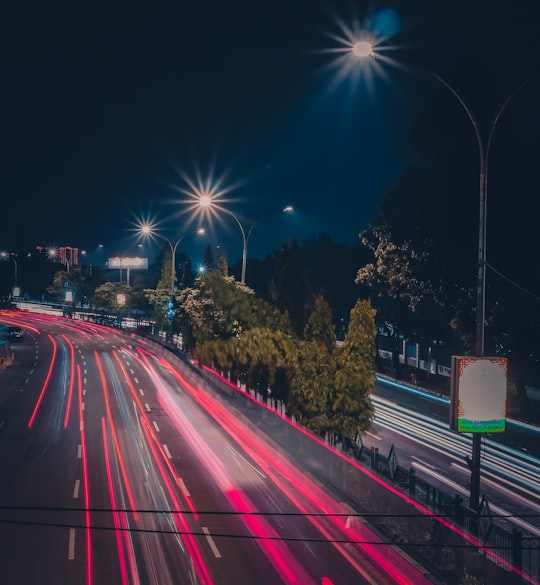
(199, 195, 293, 283)
(140, 225, 205, 294)
(352, 43, 536, 510)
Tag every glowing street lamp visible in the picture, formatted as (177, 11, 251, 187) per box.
(197, 195, 293, 284)
(352, 41, 374, 58)
(47, 246, 71, 274)
(349, 39, 536, 511)
(139, 223, 205, 294)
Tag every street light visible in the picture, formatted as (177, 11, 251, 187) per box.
(1, 252, 18, 289)
(46, 247, 71, 274)
(352, 41, 536, 510)
(198, 195, 293, 284)
(139, 224, 205, 294)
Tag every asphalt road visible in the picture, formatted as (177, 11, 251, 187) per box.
(0, 311, 434, 585)
(366, 377, 540, 538)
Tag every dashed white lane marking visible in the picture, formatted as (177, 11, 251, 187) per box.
(163, 444, 172, 459)
(178, 477, 190, 497)
(125, 361, 130, 366)
(84, 369, 87, 375)
(139, 389, 144, 396)
(83, 362, 86, 366)
(77, 445, 82, 458)
(153, 421, 160, 432)
(73, 479, 80, 499)
(81, 402, 85, 411)
(83, 389, 86, 395)
(25, 379, 30, 384)
(130, 369, 135, 374)
(134, 378, 139, 384)
(83, 378, 87, 385)
(19, 388, 24, 393)
(68, 528, 76, 560)
(29, 369, 34, 374)
(202, 527, 221, 558)
(145, 403, 151, 412)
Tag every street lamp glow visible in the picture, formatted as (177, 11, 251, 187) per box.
(283, 205, 293, 213)
(138, 222, 205, 293)
(199, 194, 213, 208)
(352, 41, 373, 58)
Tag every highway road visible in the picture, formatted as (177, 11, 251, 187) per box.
(0, 310, 434, 585)
(365, 377, 540, 538)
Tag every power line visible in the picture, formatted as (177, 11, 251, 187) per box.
(487, 262, 540, 302)
(1, 504, 539, 520)
(0, 517, 523, 549)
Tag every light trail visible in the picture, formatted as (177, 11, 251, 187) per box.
(193, 359, 536, 583)
(372, 395, 540, 499)
(28, 334, 58, 428)
(95, 351, 139, 521)
(139, 349, 431, 584)
(139, 417, 214, 585)
(102, 417, 130, 585)
(113, 349, 198, 518)
(62, 334, 76, 428)
(78, 364, 93, 585)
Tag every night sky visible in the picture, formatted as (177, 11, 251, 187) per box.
(2, 0, 539, 269)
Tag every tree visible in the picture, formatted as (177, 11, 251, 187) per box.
(93, 282, 132, 311)
(288, 340, 335, 432)
(47, 267, 89, 305)
(332, 299, 376, 436)
(269, 240, 307, 336)
(305, 295, 336, 353)
(144, 248, 175, 330)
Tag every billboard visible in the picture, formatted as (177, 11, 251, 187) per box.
(450, 356, 508, 433)
(108, 257, 148, 270)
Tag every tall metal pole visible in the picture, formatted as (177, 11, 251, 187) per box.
(226, 207, 292, 284)
(434, 73, 535, 510)
(12, 257, 18, 288)
(224, 210, 248, 283)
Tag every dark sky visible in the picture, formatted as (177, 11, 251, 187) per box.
(2, 0, 539, 270)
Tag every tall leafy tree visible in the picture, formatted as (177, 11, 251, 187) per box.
(305, 294, 336, 353)
(332, 299, 376, 436)
(144, 248, 174, 330)
(288, 340, 335, 432)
